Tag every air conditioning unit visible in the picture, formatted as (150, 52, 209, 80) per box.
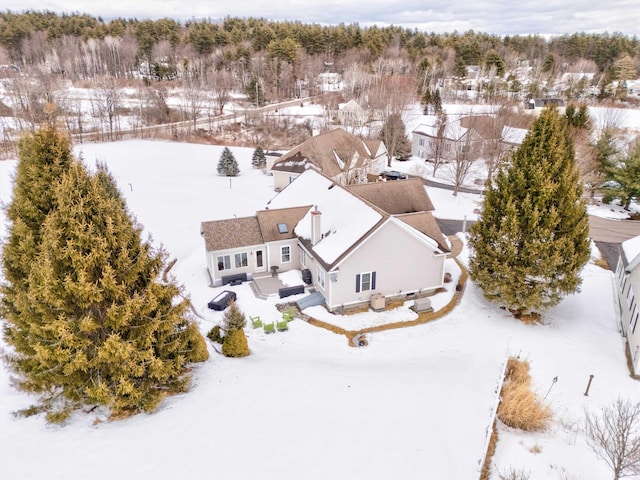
(413, 297, 433, 313)
(370, 292, 385, 311)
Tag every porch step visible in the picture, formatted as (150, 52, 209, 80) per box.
(249, 280, 270, 300)
(296, 291, 325, 310)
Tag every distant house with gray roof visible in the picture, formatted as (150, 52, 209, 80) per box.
(270, 128, 387, 191)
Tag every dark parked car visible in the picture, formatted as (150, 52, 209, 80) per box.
(207, 290, 237, 311)
(381, 170, 407, 180)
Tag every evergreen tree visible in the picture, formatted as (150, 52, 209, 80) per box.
(222, 299, 247, 332)
(2, 127, 74, 287)
(1, 127, 75, 368)
(565, 103, 590, 129)
(603, 142, 640, 209)
(432, 89, 443, 115)
(251, 146, 267, 169)
(421, 89, 432, 115)
(468, 107, 590, 315)
(217, 146, 240, 176)
(246, 77, 265, 107)
(221, 300, 249, 358)
(454, 56, 467, 78)
(3, 157, 208, 422)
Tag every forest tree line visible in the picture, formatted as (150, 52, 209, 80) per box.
(0, 11, 639, 102)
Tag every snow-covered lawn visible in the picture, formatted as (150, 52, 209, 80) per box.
(0, 139, 638, 480)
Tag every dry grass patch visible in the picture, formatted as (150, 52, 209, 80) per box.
(498, 358, 552, 431)
(593, 256, 610, 270)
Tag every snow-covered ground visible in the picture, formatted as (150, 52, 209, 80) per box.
(0, 140, 638, 480)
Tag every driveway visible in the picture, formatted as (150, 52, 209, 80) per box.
(434, 216, 640, 271)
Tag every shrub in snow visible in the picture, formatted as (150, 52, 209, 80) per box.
(497, 358, 551, 431)
(222, 329, 249, 357)
(207, 325, 223, 343)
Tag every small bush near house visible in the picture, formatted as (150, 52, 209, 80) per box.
(222, 329, 249, 357)
(207, 325, 224, 343)
(497, 358, 551, 431)
(223, 300, 246, 331)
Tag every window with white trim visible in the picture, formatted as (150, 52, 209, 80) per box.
(217, 255, 231, 271)
(356, 271, 376, 293)
(419, 138, 425, 146)
(281, 245, 291, 263)
(633, 307, 640, 334)
(317, 266, 325, 289)
(234, 252, 248, 268)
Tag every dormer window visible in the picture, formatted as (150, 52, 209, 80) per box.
(277, 223, 288, 234)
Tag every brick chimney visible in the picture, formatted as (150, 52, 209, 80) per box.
(311, 206, 322, 246)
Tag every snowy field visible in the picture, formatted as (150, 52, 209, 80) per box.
(0, 140, 638, 479)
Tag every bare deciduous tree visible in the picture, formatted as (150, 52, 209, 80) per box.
(211, 70, 233, 116)
(181, 77, 206, 131)
(368, 75, 415, 166)
(91, 76, 122, 140)
(585, 397, 640, 480)
(429, 111, 449, 177)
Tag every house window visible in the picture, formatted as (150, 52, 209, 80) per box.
(419, 138, 425, 147)
(628, 286, 635, 309)
(631, 304, 638, 325)
(256, 250, 264, 268)
(317, 266, 325, 289)
(356, 271, 376, 293)
(234, 252, 248, 268)
(300, 250, 306, 267)
(616, 259, 624, 280)
(278, 223, 288, 234)
(621, 275, 628, 292)
(281, 245, 291, 263)
(633, 307, 640, 334)
(217, 255, 231, 271)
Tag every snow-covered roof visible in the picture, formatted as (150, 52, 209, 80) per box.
(501, 126, 528, 145)
(622, 234, 640, 271)
(267, 170, 384, 265)
(413, 119, 470, 141)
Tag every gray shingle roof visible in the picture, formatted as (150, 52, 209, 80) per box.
(346, 177, 435, 214)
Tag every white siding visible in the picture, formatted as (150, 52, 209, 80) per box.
(325, 220, 446, 310)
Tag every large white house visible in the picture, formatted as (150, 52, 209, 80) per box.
(201, 170, 450, 312)
(616, 235, 640, 374)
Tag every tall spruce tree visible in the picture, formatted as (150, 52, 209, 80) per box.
(469, 107, 590, 315)
(2, 127, 75, 365)
(3, 152, 207, 422)
(217, 146, 240, 176)
(2, 127, 74, 289)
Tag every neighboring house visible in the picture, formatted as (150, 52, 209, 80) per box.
(270, 128, 387, 191)
(462, 65, 481, 90)
(336, 99, 368, 126)
(318, 72, 342, 92)
(616, 236, 640, 374)
(411, 115, 496, 162)
(500, 125, 528, 149)
(201, 170, 450, 312)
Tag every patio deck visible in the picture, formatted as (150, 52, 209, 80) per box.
(250, 274, 285, 299)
